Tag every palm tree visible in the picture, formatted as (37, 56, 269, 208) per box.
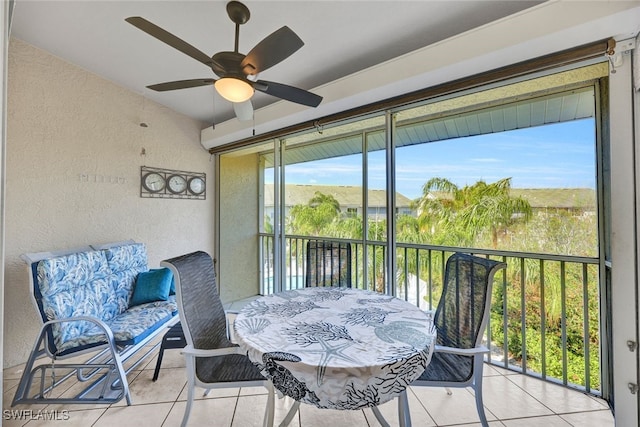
(288, 191, 341, 235)
(414, 177, 532, 248)
(308, 191, 341, 213)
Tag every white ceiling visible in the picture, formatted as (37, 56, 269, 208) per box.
(10, 0, 544, 126)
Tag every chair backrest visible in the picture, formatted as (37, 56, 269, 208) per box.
(434, 253, 506, 349)
(161, 251, 232, 351)
(305, 240, 352, 287)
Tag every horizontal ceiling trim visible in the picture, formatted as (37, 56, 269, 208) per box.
(209, 38, 613, 154)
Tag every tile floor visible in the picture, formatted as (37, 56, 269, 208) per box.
(2, 335, 613, 427)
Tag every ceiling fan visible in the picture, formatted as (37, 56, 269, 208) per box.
(126, 1, 322, 121)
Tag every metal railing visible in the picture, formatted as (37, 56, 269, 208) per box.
(260, 233, 602, 396)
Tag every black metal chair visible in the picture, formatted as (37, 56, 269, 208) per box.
(411, 252, 506, 427)
(152, 321, 186, 381)
(305, 240, 352, 287)
(161, 251, 274, 427)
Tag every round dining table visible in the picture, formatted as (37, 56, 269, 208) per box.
(234, 287, 436, 414)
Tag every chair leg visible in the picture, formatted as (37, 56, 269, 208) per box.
(112, 352, 132, 406)
(398, 390, 411, 427)
(263, 381, 275, 427)
(280, 400, 300, 427)
(473, 357, 489, 427)
(12, 328, 48, 406)
(474, 386, 489, 427)
(181, 384, 194, 427)
(181, 357, 196, 427)
(371, 406, 391, 427)
(152, 346, 165, 382)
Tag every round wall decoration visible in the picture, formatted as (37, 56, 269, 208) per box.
(140, 166, 206, 200)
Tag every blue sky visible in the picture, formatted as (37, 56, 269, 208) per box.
(279, 119, 596, 200)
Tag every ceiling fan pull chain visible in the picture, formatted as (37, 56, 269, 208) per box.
(211, 88, 216, 130)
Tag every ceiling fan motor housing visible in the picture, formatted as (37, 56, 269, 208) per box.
(211, 51, 246, 78)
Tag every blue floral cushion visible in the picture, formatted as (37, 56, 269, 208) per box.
(38, 250, 111, 288)
(109, 298, 177, 344)
(104, 243, 148, 311)
(130, 268, 173, 307)
(104, 243, 147, 273)
(53, 297, 178, 353)
(109, 270, 138, 313)
(37, 251, 115, 352)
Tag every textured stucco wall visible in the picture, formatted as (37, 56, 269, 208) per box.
(4, 39, 214, 368)
(219, 153, 260, 303)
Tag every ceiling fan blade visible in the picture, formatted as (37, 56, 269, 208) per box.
(254, 80, 322, 107)
(147, 79, 216, 92)
(233, 100, 254, 121)
(241, 26, 304, 75)
(125, 17, 215, 68)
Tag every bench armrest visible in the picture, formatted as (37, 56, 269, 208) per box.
(38, 315, 116, 358)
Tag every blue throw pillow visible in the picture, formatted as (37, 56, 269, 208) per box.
(130, 268, 173, 307)
(169, 275, 176, 296)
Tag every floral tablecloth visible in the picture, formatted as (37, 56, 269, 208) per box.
(234, 287, 436, 410)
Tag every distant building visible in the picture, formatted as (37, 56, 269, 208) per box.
(263, 184, 414, 222)
(510, 188, 596, 215)
(428, 188, 596, 216)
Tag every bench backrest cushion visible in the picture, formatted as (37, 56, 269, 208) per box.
(37, 250, 115, 352)
(104, 243, 148, 312)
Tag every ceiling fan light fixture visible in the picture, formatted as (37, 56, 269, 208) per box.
(214, 77, 254, 103)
